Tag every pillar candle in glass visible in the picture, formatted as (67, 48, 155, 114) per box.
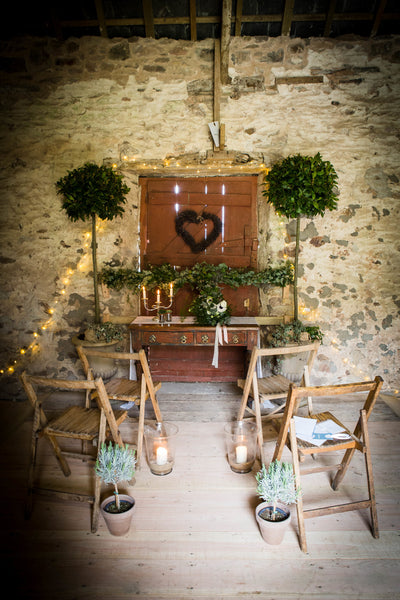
(224, 420, 257, 474)
(144, 422, 179, 476)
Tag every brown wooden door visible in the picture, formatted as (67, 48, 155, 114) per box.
(139, 176, 259, 316)
(140, 176, 258, 268)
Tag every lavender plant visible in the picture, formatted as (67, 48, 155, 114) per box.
(256, 460, 301, 521)
(95, 442, 136, 511)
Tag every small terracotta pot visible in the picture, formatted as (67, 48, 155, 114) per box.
(255, 501, 291, 545)
(100, 494, 135, 536)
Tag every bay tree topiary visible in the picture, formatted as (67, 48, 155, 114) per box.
(56, 162, 130, 324)
(263, 153, 339, 321)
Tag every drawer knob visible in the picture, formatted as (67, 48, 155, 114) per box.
(201, 334, 209, 343)
(232, 334, 239, 344)
(180, 335, 187, 344)
(148, 334, 157, 343)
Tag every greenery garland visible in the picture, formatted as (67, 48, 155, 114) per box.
(100, 261, 294, 294)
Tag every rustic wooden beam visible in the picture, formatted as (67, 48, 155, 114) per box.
(238, 15, 282, 23)
(54, 6, 399, 40)
(282, 0, 295, 36)
(142, 0, 155, 38)
(190, 0, 197, 41)
(235, 0, 243, 36)
(371, 0, 387, 37)
(49, 5, 63, 40)
(94, 0, 108, 37)
(333, 13, 374, 21)
(221, 0, 231, 85)
(213, 39, 221, 128)
(324, 0, 336, 37)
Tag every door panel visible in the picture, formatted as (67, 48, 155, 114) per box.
(140, 176, 258, 268)
(139, 176, 259, 316)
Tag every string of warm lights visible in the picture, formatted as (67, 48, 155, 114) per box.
(0, 223, 104, 377)
(120, 154, 267, 175)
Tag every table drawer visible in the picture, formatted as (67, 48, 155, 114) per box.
(227, 331, 246, 344)
(195, 331, 215, 344)
(141, 331, 194, 345)
(194, 330, 247, 345)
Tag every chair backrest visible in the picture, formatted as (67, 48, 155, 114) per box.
(20, 371, 99, 428)
(20, 372, 123, 445)
(273, 376, 384, 461)
(76, 345, 159, 411)
(242, 341, 320, 400)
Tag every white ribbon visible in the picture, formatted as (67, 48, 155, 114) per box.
(212, 323, 228, 368)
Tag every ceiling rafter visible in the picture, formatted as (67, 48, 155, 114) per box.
(11, 1, 400, 42)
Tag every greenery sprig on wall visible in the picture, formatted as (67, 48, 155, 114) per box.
(100, 261, 294, 294)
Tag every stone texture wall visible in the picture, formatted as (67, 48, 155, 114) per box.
(0, 34, 399, 395)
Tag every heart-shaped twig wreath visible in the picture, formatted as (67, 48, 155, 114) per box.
(175, 209, 222, 253)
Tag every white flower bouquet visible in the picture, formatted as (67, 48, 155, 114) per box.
(189, 288, 232, 326)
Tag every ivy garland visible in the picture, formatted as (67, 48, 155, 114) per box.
(99, 261, 294, 294)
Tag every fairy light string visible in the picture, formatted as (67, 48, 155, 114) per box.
(1, 164, 397, 395)
(0, 222, 105, 376)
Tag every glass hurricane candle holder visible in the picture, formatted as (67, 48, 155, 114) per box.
(144, 422, 179, 476)
(224, 420, 258, 474)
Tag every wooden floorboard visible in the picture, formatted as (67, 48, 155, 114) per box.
(0, 385, 399, 599)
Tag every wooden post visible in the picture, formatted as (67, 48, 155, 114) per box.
(213, 39, 221, 151)
(221, 0, 231, 85)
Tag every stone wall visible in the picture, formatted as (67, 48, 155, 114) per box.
(0, 34, 399, 395)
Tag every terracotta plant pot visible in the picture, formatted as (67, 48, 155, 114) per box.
(100, 494, 135, 536)
(255, 501, 291, 545)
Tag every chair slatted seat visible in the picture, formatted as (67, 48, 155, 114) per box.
(77, 346, 163, 465)
(20, 373, 128, 533)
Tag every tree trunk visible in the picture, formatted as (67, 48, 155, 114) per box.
(91, 214, 100, 324)
(293, 216, 300, 321)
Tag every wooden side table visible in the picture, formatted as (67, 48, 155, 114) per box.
(129, 316, 259, 382)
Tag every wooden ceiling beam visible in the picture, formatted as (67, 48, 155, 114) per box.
(282, 0, 295, 36)
(371, 0, 387, 37)
(324, 0, 336, 37)
(142, 0, 155, 38)
(95, 0, 108, 37)
(190, 0, 197, 41)
(52, 1, 397, 41)
(221, 0, 231, 85)
(235, 0, 243, 36)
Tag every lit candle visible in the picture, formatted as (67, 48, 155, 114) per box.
(169, 282, 174, 297)
(156, 289, 161, 303)
(235, 445, 247, 464)
(156, 446, 168, 466)
(142, 286, 147, 300)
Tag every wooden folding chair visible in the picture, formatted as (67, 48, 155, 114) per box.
(237, 342, 320, 462)
(20, 372, 128, 533)
(77, 346, 163, 465)
(272, 376, 384, 553)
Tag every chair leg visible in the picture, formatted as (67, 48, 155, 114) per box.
(289, 418, 307, 553)
(250, 372, 265, 464)
(25, 433, 39, 519)
(136, 375, 147, 467)
(360, 409, 379, 538)
(92, 475, 101, 534)
(92, 411, 107, 533)
(45, 433, 71, 477)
